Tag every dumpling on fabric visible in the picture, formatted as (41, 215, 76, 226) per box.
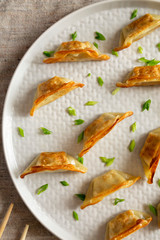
(114, 14, 160, 51)
(30, 76, 84, 116)
(105, 210, 152, 240)
(140, 127, 160, 184)
(43, 41, 110, 63)
(79, 112, 133, 157)
(80, 170, 140, 209)
(116, 65, 160, 87)
(20, 152, 87, 178)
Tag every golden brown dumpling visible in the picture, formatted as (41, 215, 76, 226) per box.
(116, 65, 160, 87)
(105, 210, 152, 240)
(80, 170, 140, 209)
(114, 14, 160, 51)
(79, 112, 133, 157)
(157, 203, 160, 228)
(140, 127, 160, 184)
(20, 152, 87, 178)
(30, 76, 84, 116)
(43, 41, 110, 63)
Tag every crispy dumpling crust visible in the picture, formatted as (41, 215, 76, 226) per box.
(114, 14, 160, 51)
(105, 210, 152, 240)
(79, 112, 133, 157)
(30, 76, 84, 116)
(116, 65, 160, 87)
(20, 152, 87, 178)
(81, 170, 140, 209)
(43, 41, 110, 63)
(140, 127, 160, 184)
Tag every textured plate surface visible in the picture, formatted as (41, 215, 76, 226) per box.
(2, 0, 160, 239)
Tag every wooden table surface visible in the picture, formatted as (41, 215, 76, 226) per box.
(0, 0, 98, 239)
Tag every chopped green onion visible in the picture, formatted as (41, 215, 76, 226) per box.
(157, 179, 160, 187)
(40, 127, 52, 135)
(87, 73, 91, 77)
(129, 139, 136, 152)
(77, 156, 83, 164)
(18, 127, 24, 137)
(36, 184, 48, 195)
(75, 194, 85, 201)
(142, 99, 151, 111)
(149, 204, 157, 216)
(130, 9, 138, 19)
(74, 119, 84, 125)
(97, 77, 104, 86)
(85, 101, 98, 106)
(137, 46, 143, 54)
(138, 57, 160, 66)
(93, 42, 98, 48)
(43, 51, 54, 57)
(73, 211, 79, 221)
(131, 122, 137, 132)
(71, 31, 77, 41)
(95, 32, 106, 41)
(114, 198, 125, 205)
(77, 131, 84, 143)
(60, 181, 69, 186)
(67, 106, 76, 116)
(156, 43, 160, 51)
(112, 88, 120, 95)
(112, 50, 118, 57)
(100, 157, 115, 166)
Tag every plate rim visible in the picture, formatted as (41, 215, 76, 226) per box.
(2, 0, 160, 239)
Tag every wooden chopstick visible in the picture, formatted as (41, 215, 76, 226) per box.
(0, 203, 14, 239)
(19, 224, 29, 240)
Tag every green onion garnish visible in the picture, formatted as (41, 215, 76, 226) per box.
(97, 77, 104, 86)
(73, 211, 79, 221)
(137, 46, 143, 54)
(71, 31, 77, 41)
(43, 51, 54, 57)
(87, 73, 91, 77)
(60, 181, 69, 186)
(142, 99, 151, 111)
(114, 198, 125, 205)
(157, 179, 160, 187)
(36, 184, 48, 195)
(18, 127, 24, 137)
(131, 122, 137, 132)
(156, 43, 160, 51)
(138, 57, 160, 66)
(75, 194, 85, 201)
(77, 156, 83, 164)
(100, 157, 115, 166)
(67, 107, 76, 116)
(95, 32, 106, 41)
(112, 50, 118, 57)
(149, 204, 157, 216)
(40, 127, 52, 135)
(74, 119, 84, 125)
(130, 9, 138, 19)
(85, 101, 98, 106)
(112, 88, 120, 95)
(77, 131, 84, 143)
(129, 139, 136, 152)
(93, 42, 98, 48)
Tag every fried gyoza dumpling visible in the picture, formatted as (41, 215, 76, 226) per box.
(114, 14, 160, 51)
(116, 65, 160, 87)
(79, 112, 133, 157)
(43, 41, 110, 63)
(157, 203, 160, 228)
(105, 210, 152, 240)
(80, 170, 140, 209)
(30, 76, 84, 116)
(20, 152, 87, 178)
(140, 127, 160, 184)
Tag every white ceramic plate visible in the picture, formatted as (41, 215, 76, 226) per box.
(3, 0, 160, 239)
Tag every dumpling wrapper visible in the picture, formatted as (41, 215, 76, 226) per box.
(43, 41, 110, 63)
(140, 127, 160, 184)
(79, 112, 133, 157)
(114, 14, 160, 51)
(116, 65, 160, 88)
(80, 170, 140, 209)
(157, 203, 160, 228)
(20, 152, 87, 178)
(105, 210, 152, 240)
(30, 76, 84, 116)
